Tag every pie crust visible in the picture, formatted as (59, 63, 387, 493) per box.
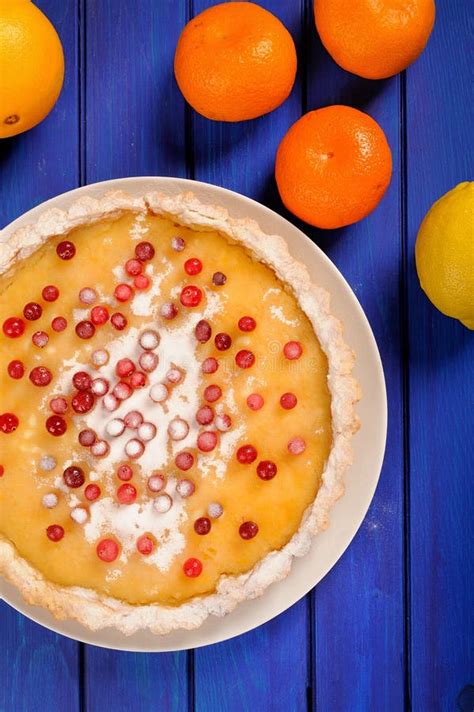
(0, 191, 360, 635)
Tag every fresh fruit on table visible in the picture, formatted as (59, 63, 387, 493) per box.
(415, 182, 474, 329)
(314, 0, 435, 80)
(174, 1, 297, 122)
(0, 0, 64, 139)
(275, 105, 392, 230)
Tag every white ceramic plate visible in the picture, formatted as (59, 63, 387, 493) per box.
(0, 177, 387, 652)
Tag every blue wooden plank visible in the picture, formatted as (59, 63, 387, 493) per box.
(303, 2, 406, 709)
(81, 3, 190, 709)
(406, 1, 474, 709)
(0, 1, 81, 710)
(190, 3, 310, 711)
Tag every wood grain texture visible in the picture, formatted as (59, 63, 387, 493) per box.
(0, 2, 81, 711)
(406, 1, 474, 709)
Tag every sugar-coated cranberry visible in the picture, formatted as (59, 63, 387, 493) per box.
(90, 305, 109, 325)
(154, 493, 172, 513)
(194, 517, 211, 535)
(257, 460, 277, 480)
(23, 302, 42, 320)
(239, 521, 259, 540)
(237, 444, 257, 464)
(56, 240, 76, 260)
(116, 358, 135, 378)
(215, 413, 232, 432)
(134, 274, 150, 290)
(204, 384, 222, 403)
(283, 341, 303, 360)
(79, 287, 97, 305)
(106, 418, 125, 437)
(0, 413, 19, 434)
(114, 381, 133, 400)
(96, 538, 119, 562)
(196, 405, 214, 425)
(75, 320, 95, 339)
(46, 415, 67, 436)
(91, 378, 109, 396)
(46, 524, 65, 542)
(195, 319, 212, 343)
(214, 332, 232, 351)
(139, 329, 160, 350)
(29, 366, 52, 387)
(171, 236, 185, 252)
(202, 357, 218, 374)
(72, 391, 95, 414)
(280, 392, 297, 409)
(103, 393, 120, 412)
(147, 473, 165, 492)
(137, 421, 156, 440)
(247, 393, 264, 410)
(135, 241, 155, 261)
(288, 437, 306, 455)
(139, 351, 159, 372)
(125, 258, 143, 276)
(180, 285, 202, 307)
(208, 502, 223, 519)
(85, 483, 101, 501)
(212, 271, 226, 286)
(32, 330, 49, 348)
(125, 438, 144, 459)
(175, 451, 194, 471)
(176, 478, 195, 498)
(63, 465, 85, 488)
(91, 439, 110, 458)
(197, 430, 218, 452)
(50, 397, 68, 415)
(117, 483, 137, 504)
(184, 258, 202, 275)
(168, 417, 189, 441)
(166, 368, 182, 384)
(51, 316, 67, 332)
(235, 349, 255, 369)
(73, 371, 92, 391)
(117, 464, 133, 481)
(7, 360, 25, 379)
(79, 429, 96, 446)
(111, 312, 127, 331)
(137, 534, 155, 556)
(2, 317, 25, 338)
(114, 283, 134, 302)
(160, 302, 178, 320)
(42, 285, 59, 302)
(124, 410, 143, 429)
(183, 557, 202, 577)
(238, 316, 256, 332)
(130, 371, 147, 389)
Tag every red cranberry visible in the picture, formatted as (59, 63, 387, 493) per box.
(23, 302, 42, 320)
(51, 316, 67, 332)
(280, 392, 297, 409)
(212, 271, 226, 286)
(194, 517, 211, 535)
(183, 557, 202, 577)
(73, 371, 92, 391)
(239, 521, 259, 540)
(0, 413, 19, 434)
(202, 357, 219, 374)
(235, 349, 255, 369)
(72, 391, 95, 414)
(46, 415, 67, 436)
(0, 466, 4, 477)
(215, 333, 232, 351)
(215, 413, 232, 431)
(96, 538, 119, 562)
(180, 285, 202, 307)
(284, 341, 303, 360)
(197, 430, 218, 452)
(46, 524, 64, 542)
(63, 465, 85, 488)
(184, 258, 202, 275)
(116, 358, 135, 377)
(3, 317, 25, 338)
(195, 319, 212, 343)
(7, 360, 25, 379)
(85, 483, 101, 501)
(130, 371, 147, 389)
(288, 437, 306, 455)
(90, 305, 109, 325)
(160, 302, 179, 320)
(75, 320, 95, 339)
(134, 274, 150, 290)
(137, 534, 155, 555)
(29, 366, 52, 386)
(32, 330, 49, 348)
(257, 460, 277, 480)
(117, 464, 133, 481)
(50, 397, 68, 414)
(247, 393, 264, 410)
(42, 285, 59, 302)
(204, 384, 222, 403)
(135, 241, 155, 261)
(56, 241, 76, 260)
(238, 316, 256, 332)
(175, 451, 194, 471)
(117, 483, 137, 504)
(125, 258, 143, 276)
(237, 445, 257, 464)
(196, 405, 214, 425)
(79, 429, 96, 446)
(114, 283, 134, 302)
(111, 312, 127, 330)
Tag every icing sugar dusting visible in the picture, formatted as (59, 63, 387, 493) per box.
(130, 259, 173, 317)
(270, 305, 300, 327)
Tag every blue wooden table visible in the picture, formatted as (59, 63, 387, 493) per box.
(1, 2, 472, 710)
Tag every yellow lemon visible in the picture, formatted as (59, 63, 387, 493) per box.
(415, 182, 474, 329)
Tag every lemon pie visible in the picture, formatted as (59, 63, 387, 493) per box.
(0, 192, 359, 634)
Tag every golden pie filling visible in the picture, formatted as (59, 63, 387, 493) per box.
(0, 212, 332, 606)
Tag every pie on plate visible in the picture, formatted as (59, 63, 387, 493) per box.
(0, 191, 360, 635)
